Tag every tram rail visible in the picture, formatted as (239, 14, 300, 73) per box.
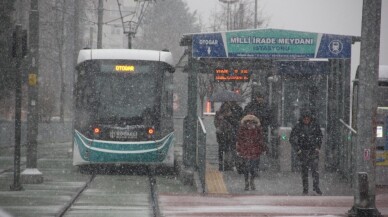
(148, 167, 161, 217)
(55, 174, 96, 217)
(53, 166, 160, 217)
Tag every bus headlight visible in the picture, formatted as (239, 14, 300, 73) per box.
(147, 127, 155, 139)
(93, 127, 101, 139)
(93, 127, 101, 134)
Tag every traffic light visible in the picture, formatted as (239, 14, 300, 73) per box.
(21, 30, 28, 57)
(11, 29, 17, 58)
(11, 27, 28, 58)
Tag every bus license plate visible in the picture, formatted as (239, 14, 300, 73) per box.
(110, 130, 137, 139)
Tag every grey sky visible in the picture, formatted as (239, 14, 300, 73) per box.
(185, 0, 387, 65)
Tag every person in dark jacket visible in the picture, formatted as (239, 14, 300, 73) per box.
(289, 110, 323, 195)
(226, 101, 243, 157)
(236, 115, 267, 190)
(243, 93, 273, 142)
(214, 101, 243, 171)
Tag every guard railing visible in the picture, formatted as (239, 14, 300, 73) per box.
(338, 118, 357, 183)
(196, 116, 207, 193)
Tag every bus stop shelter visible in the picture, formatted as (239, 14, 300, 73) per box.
(179, 28, 357, 185)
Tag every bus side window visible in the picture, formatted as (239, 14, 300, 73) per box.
(75, 77, 84, 108)
(76, 76, 94, 110)
(162, 71, 173, 118)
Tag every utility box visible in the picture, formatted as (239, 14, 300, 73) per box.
(278, 127, 292, 172)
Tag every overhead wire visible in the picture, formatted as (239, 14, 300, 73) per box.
(104, 12, 136, 25)
(116, 0, 151, 35)
(52, 6, 97, 25)
(51, 1, 153, 30)
(52, 3, 134, 26)
(116, 0, 127, 32)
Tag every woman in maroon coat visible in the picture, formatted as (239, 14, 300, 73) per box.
(236, 114, 267, 191)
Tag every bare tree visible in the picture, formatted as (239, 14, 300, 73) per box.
(133, 0, 199, 64)
(39, 0, 79, 122)
(198, 0, 268, 112)
(207, 0, 267, 32)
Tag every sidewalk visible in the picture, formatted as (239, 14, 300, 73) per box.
(160, 162, 388, 217)
(0, 143, 90, 217)
(175, 141, 388, 217)
(159, 192, 388, 217)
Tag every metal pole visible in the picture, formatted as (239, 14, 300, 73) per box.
(72, 0, 81, 156)
(254, 0, 257, 28)
(97, 0, 103, 49)
(219, 0, 238, 30)
(183, 47, 198, 169)
(227, 2, 230, 30)
(73, 0, 80, 64)
(89, 27, 94, 48)
(59, 1, 66, 123)
(23, 0, 43, 184)
(239, 3, 244, 29)
(10, 24, 23, 191)
(349, 0, 382, 216)
(128, 33, 132, 49)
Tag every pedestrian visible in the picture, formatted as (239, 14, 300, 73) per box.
(289, 109, 323, 195)
(243, 92, 273, 143)
(214, 101, 242, 171)
(236, 114, 267, 191)
(225, 101, 243, 168)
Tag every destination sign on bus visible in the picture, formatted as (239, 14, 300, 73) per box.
(100, 62, 153, 74)
(115, 65, 135, 72)
(214, 68, 250, 82)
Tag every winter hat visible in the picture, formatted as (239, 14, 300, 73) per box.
(301, 109, 313, 118)
(241, 114, 261, 126)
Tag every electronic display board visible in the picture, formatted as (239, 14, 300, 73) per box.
(214, 68, 250, 82)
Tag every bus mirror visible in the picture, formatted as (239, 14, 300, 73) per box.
(167, 65, 175, 73)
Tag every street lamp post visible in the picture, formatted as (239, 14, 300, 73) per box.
(348, 0, 382, 216)
(254, 0, 257, 28)
(97, 0, 103, 49)
(22, 0, 43, 185)
(219, 0, 238, 30)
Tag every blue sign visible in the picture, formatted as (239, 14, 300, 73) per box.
(316, 34, 352, 59)
(191, 29, 353, 59)
(192, 33, 226, 58)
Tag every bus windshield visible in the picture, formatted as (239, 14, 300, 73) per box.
(79, 60, 161, 121)
(95, 73, 156, 119)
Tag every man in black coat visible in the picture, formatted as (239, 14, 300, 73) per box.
(243, 93, 273, 139)
(214, 101, 243, 171)
(290, 110, 323, 195)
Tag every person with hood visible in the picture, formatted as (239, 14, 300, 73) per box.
(236, 114, 267, 191)
(214, 101, 243, 171)
(289, 110, 323, 195)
